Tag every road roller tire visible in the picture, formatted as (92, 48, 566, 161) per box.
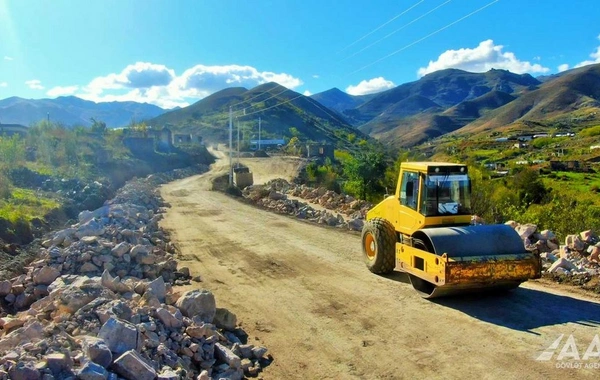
(362, 218, 396, 274)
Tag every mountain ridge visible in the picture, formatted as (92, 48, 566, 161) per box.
(0, 96, 167, 128)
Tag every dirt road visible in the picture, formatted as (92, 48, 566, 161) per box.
(160, 155, 600, 379)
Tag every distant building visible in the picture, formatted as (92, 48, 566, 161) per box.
(0, 123, 28, 137)
(156, 127, 173, 153)
(301, 143, 334, 161)
(250, 139, 285, 150)
(550, 160, 587, 172)
(173, 133, 203, 146)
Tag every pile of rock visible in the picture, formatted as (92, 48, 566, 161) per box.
(242, 179, 372, 232)
(0, 164, 269, 380)
(505, 221, 600, 278)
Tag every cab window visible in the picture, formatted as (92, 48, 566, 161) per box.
(400, 171, 419, 210)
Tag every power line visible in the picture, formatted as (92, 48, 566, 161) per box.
(337, 0, 426, 54)
(342, 0, 452, 61)
(243, 93, 305, 117)
(229, 85, 291, 111)
(350, 0, 500, 75)
(207, 1, 497, 130)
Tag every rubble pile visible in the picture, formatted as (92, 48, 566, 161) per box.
(0, 164, 270, 380)
(506, 221, 600, 280)
(242, 179, 372, 231)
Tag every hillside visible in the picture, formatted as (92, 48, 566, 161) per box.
(300, 69, 535, 147)
(310, 88, 375, 123)
(148, 82, 366, 149)
(455, 64, 600, 136)
(0, 96, 166, 128)
(354, 68, 539, 124)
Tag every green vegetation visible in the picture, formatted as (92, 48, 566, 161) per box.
(0, 120, 140, 231)
(0, 188, 60, 223)
(579, 125, 600, 137)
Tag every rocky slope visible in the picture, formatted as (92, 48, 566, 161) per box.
(0, 166, 269, 379)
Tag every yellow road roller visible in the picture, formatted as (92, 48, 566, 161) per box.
(362, 162, 541, 298)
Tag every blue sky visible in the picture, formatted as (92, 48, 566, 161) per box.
(1, 0, 599, 108)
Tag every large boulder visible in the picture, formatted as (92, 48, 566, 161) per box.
(57, 281, 116, 314)
(214, 308, 237, 331)
(548, 257, 577, 273)
(515, 223, 537, 239)
(97, 317, 142, 355)
(175, 289, 216, 322)
(112, 350, 156, 380)
(75, 219, 105, 239)
(81, 337, 113, 368)
(77, 361, 109, 380)
(32, 266, 61, 285)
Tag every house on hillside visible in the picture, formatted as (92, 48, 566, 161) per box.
(0, 123, 28, 137)
(156, 127, 172, 153)
(173, 133, 203, 145)
(301, 143, 334, 161)
(516, 135, 534, 142)
(250, 139, 285, 150)
(550, 160, 588, 172)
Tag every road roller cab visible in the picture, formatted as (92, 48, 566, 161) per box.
(362, 162, 542, 298)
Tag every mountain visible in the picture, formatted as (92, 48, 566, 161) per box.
(148, 82, 366, 148)
(0, 96, 166, 127)
(310, 88, 376, 123)
(344, 68, 539, 147)
(455, 64, 600, 136)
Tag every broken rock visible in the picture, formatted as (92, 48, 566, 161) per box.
(81, 337, 112, 368)
(97, 317, 141, 355)
(112, 349, 156, 380)
(32, 266, 61, 285)
(175, 289, 216, 322)
(77, 361, 109, 380)
(214, 308, 237, 331)
(548, 257, 577, 273)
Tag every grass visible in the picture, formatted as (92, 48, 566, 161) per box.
(542, 170, 600, 204)
(470, 149, 499, 160)
(0, 188, 60, 222)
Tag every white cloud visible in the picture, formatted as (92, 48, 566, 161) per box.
(25, 80, 44, 90)
(417, 39, 550, 77)
(76, 62, 302, 108)
(0, 82, 7, 87)
(574, 46, 600, 68)
(47, 85, 79, 97)
(171, 64, 302, 98)
(84, 62, 175, 95)
(558, 63, 570, 72)
(303, 90, 312, 96)
(3, 56, 13, 61)
(312, 74, 320, 79)
(346, 77, 395, 96)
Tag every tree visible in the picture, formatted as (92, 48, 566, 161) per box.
(343, 151, 387, 201)
(289, 127, 300, 138)
(511, 168, 548, 205)
(285, 136, 300, 155)
(90, 118, 107, 134)
(131, 121, 148, 137)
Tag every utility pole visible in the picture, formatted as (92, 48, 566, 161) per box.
(237, 117, 240, 165)
(229, 106, 233, 186)
(258, 117, 261, 151)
